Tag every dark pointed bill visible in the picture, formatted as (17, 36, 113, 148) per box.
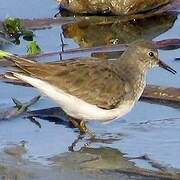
(159, 60, 177, 74)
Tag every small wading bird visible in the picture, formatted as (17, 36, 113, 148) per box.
(0, 40, 176, 135)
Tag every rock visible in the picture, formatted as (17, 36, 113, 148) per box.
(57, 0, 171, 15)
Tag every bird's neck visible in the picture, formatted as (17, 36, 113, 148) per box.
(117, 54, 147, 100)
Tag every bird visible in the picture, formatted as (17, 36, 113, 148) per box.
(0, 40, 176, 134)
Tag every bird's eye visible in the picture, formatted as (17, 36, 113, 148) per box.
(148, 52, 154, 57)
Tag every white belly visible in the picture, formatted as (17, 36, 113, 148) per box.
(13, 73, 135, 122)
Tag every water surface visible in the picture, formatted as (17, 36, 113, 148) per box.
(0, 0, 180, 178)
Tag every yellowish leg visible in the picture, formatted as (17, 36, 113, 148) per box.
(69, 117, 87, 134)
(69, 117, 95, 137)
(79, 121, 87, 134)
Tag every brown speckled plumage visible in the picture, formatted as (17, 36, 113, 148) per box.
(3, 40, 176, 125)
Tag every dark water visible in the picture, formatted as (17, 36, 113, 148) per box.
(0, 0, 180, 178)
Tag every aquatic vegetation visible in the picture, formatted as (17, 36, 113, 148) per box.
(2, 17, 34, 44)
(0, 18, 42, 55)
(27, 41, 42, 56)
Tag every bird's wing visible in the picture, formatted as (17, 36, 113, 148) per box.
(9, 59, 132, 109)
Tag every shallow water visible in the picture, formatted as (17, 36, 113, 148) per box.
(0, 0, 180, 179)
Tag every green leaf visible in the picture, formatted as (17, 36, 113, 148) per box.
(27, 41, 41, 56)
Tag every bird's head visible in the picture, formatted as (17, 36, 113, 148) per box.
(127, 40, 176, 74)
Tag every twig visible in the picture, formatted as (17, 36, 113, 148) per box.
(59, 32, 66, 60)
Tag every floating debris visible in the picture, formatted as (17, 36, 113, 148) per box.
(0, 96, 40, 122)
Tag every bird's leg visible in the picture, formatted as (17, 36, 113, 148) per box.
(79, 120, 88, 134)
(69, 117, 95, 137)
(69, 117, 87, 134)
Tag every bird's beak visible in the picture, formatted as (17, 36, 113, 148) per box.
(158, 60, 177, 74)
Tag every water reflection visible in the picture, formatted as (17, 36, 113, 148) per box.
(2, 143, 178, 180)
(49, 146, 180, 179)
(50, 147, 135, 170)
(62, 12, 177, 47)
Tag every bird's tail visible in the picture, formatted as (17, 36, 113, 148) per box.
(0, 50, 35, 80)
(0, 50, 12, 59)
